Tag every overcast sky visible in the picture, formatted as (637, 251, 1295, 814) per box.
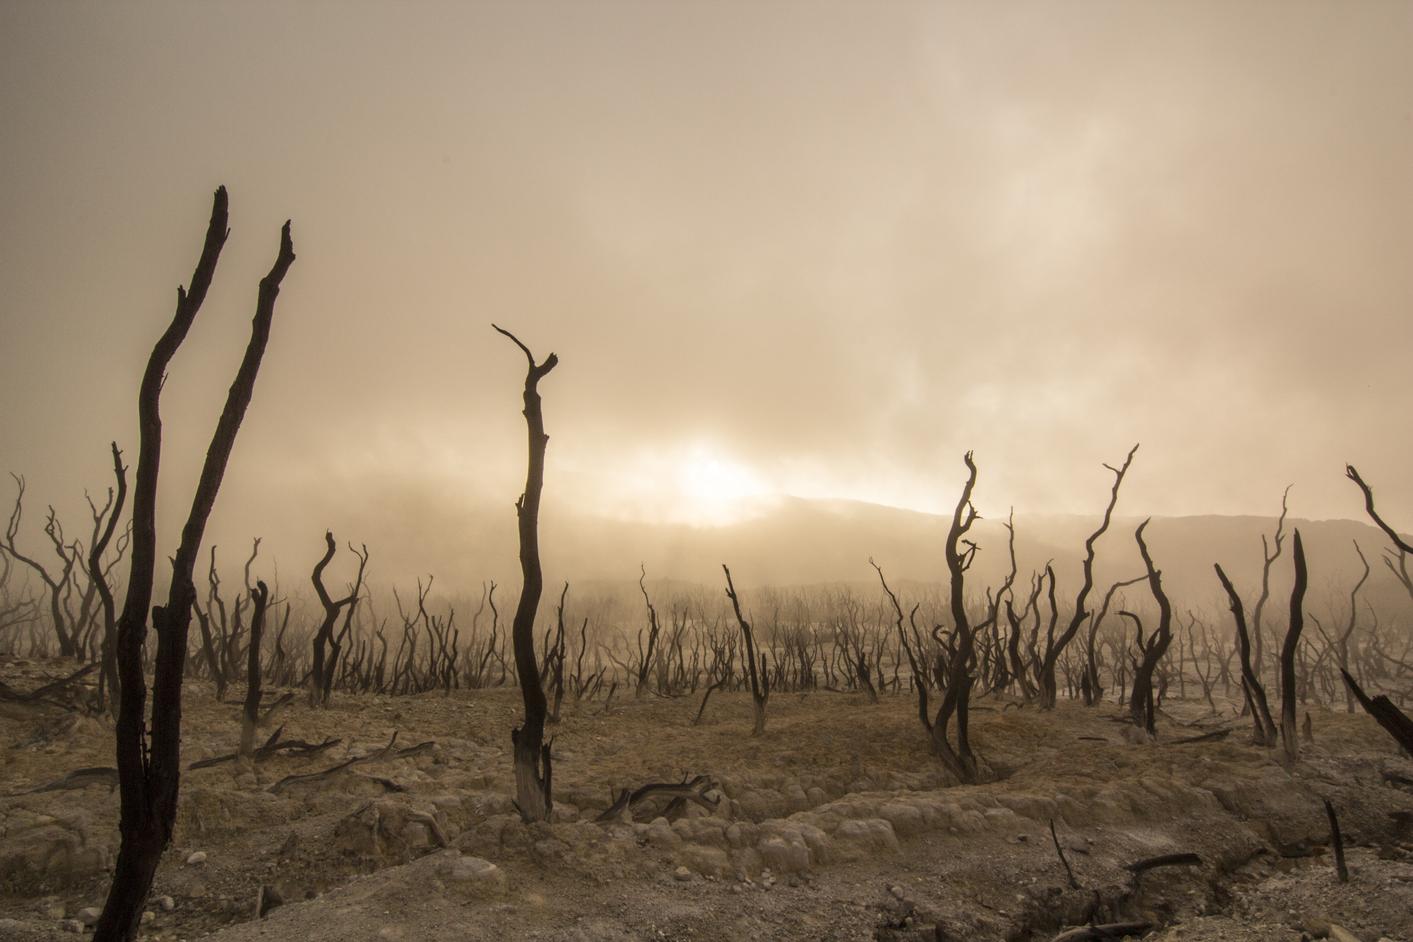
(2, 0, 1410, 582)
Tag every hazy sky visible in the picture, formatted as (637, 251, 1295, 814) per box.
(2, 1, 1411, 584)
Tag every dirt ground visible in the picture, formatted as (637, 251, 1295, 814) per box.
(2, 655, 1411, 942)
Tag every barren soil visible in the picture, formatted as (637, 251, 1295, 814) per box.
(2, 656, 1411, 942)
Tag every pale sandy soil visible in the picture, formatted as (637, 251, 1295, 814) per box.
(2, 656, 1411, 942)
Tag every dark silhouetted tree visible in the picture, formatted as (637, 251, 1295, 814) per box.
(1214, 563, 1277, 746)
(495, 324, 558, 822)
(95, 188, 294, 941)
(1127, 519, 1173, 738)
(1279, 529, 1308, 761)
(1038, 444, 1138, 708)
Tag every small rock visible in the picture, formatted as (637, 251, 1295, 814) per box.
(77, 907, 102, 927)
(438, 852, 507, 899)
(156, 895, 176, 912)
(673, 866, 692, 882)
(61, 919, 84, 934)
(141, 911, 155, 924)
(889, 885, 907, 899)
(185, 851, 208, 866)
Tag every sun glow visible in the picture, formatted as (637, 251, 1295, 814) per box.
(586, 441, 776, 526)
(673, 444, 772, 525)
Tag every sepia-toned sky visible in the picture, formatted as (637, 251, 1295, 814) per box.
(1, 0, 1410, 585)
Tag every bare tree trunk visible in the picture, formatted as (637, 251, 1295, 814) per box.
(723, 565, 769, 736)
(240, 580, 270, 757)
(1214, 563, 1276, 746)
(1346, 465, 1413, 606)
(495, 324, 557, 823)
(92, 443, 128, 716)
(1039, 445, 1137, 708)
(308, 533, 366, 705)
(931, 452, 983, 782)
(1279, 530, 1308, 762)
(96, 189, 294, 942)
(1251, 487, 1291, 690)
(1129, 520, 1173, 738)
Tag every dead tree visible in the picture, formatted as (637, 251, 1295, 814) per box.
(873, 558, 932, 733)
(1341, 669, 1413, 755)
(541, 582, 569, 722)
(194, 546, 234, 701)
(1081, 574, 1145, 706)
(1038, 445, 1138, 709)
(1251, 487, 1292, 685)
(635, 564, 661, 697)
(1314, 541, 1369, 713)
(308, 532, 368, 706)
(495, 324, 558, 823)
(931, 452, 985, 782)
(1279, 529, 1308, 761)
(1214, 563, 1277, 746)
(1346, 465, 1413, 604)
(96, 187, 295, 941)
(3, 476, 80, 658)
(723, 564, 769, 735)
(240, 580, 270, 756)
(0, 549, 42, 653)
(1128, 519, 1173, 737)
(91, 444, 129, 714)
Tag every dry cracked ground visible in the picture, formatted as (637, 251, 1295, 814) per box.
(2, 655, 1411, 942)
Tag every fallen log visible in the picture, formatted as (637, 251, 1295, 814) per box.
(189, 724, 343, 770)
(11, 766, 119, 796)
(1126, 852, 1202, 876)
(0, 663, 98, 709)
(267, 732, 433, 794)
(1165, 728, 1232, 746)
(595, 773, 719, 822)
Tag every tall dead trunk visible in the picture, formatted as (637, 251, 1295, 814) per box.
(1279, 529, 1308, 762)
(95, 188, 294, 942)
(91, 443, 128, 716)
(931, 452, 983, 782)
(308, 533, 366, 706)
(495, 324, 557, 823)
(240, 580, 269, 756)
(1251, 488, 1291, 690)
(1129, 519, 1173, 738)
(1038, 445, 1137, 709)
(1214, 563, 1277, 746)
(723, 565, 769, 735)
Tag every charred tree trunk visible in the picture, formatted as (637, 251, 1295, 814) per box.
(92, 443, 128, 716)
(1280, 529, 1308, 762)
(636, 565, 661, 698)
(931, 452, 983, 782)
(96, 188, 294, 941)
(1039, 445, 1137, 709)
(1346, 464, 1413, 606)
(495, 324, 557, 823)
(1129, 520, 1173, 738)
(240, 580, 269, 756)
(308, 533, 366, 706)
(1341, 669, 1413, 756)
(1214, 563, 1277, 746)
(723, 565, 769, 735)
